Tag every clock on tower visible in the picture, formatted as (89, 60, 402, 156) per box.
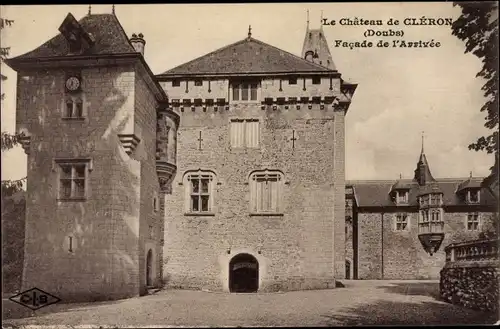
(65, 76, 81, 93)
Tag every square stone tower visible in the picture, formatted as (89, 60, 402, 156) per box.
(5, 12, 176, 301)
(156, 27, 357, 291)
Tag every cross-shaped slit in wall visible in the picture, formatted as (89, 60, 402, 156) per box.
(198, 131, 203, 150)
(291, 130, 297, 149)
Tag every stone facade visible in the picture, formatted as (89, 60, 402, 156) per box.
(346, 150, 498, 280)
(159, 79, 347, 291)
(353, 211, 497, 280)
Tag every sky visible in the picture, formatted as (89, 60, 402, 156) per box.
(0, 3, 494, 182)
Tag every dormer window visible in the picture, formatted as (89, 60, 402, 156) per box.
(396, 191, 409, 204)
(305, 51, 314, 62)
(59, 13, 94, 55)
(467, 189, 480, 204)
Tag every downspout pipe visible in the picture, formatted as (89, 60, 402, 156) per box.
(381, 212, 384, 280)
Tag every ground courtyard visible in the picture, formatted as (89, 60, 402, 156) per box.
(2, 280, 498, 327)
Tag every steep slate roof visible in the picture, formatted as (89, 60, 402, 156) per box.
(159, 37, 334, 76)
(457, 176, 483, 192)
(347, 147, 496, 208)
(301, 28, 336, 70)
(10, 13, 136, 60)
(347, 178, 496, 208)
(414, 152, 437, 185)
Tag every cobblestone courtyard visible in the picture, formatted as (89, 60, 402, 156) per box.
(3, 280, 498, 327)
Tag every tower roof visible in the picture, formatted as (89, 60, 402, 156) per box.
(414, 151, 437, 183)
(301, 29, 336, 70)
(9, 13, 137, 60)
(158, 36, 334, 76)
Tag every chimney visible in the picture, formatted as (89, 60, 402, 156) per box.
(130, 33, 146, 56)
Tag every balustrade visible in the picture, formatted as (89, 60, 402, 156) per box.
(445, 239, 499, 262)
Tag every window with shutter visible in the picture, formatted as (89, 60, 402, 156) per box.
(230, 119, 260, 149)
(249, 170, 284, 214)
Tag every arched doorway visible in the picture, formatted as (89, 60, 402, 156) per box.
(345, 260, 351, 280)
(229, 253, 259, 293)
(146, 249, 153, 287)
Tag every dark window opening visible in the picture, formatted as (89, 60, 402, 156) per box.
(312, 77, 321, 85)
(172, 80, 181, 87)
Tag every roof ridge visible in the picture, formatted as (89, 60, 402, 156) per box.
(250, 37, 334, 71)
(159, 36, 334, 76)
(347, 177, 486, 184)
(160, 38, 249, 75)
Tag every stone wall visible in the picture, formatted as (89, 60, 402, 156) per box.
(133, 66, 164, 294)
(16, 64, 147, 302)
(161, 97, 344, 291)
(440, 239, 499, 313)
(356, 211, 496, 280)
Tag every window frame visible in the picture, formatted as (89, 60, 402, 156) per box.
(55, 159, 92, 201)
(183, 170, 216, 216)
(194, 79, 203, 87)
(394, 213, 409, 231)
(467, 189, 481, 204)
(249, 169, 284, 215)
(466, 212, 481, 231)
(172, 79, 181, 87)
(63, 94, 85, 120)
(419, 208, 444, 233)
(231, 80, 260, 102)
(396, 190, 409, 204)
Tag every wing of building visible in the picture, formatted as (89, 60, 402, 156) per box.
(345, 146, 497, 280)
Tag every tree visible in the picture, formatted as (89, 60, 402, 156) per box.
(1, 17, 26, 196)
(451, 2, 499, 177)
(452, 2, 499, 238)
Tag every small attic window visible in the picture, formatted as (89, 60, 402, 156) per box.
(396, 191, 409, 204)
(467, 189, 480, 204)
(172, 80, 181, 87)
(312, 77, 321, 85)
